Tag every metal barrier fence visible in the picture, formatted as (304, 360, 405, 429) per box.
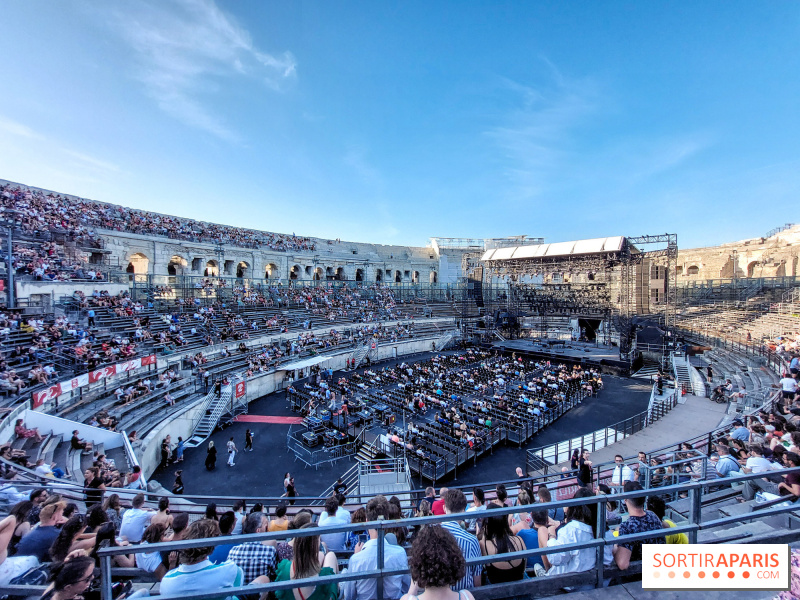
(525, 384, 680, 474)
(90, 470, 800, 600)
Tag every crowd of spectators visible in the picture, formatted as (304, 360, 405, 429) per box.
(1, 182, 316, 253)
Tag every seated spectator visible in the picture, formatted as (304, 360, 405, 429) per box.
(119, 493, 153, 543)
(208, 511, 237, 564)
(70, 430, 92, 454)
(478, 514, 526, 584)
(509, 489, 532, 534)
(14, 419, 43, 443)
(49, 515, 93, 562)
(160, 519, 266, 597)
(715, 443, 742, 478)
(228, 512, 278, 583)
(646, 496, 688, 544)
(342, 495, 410, 600)
(539, 489, 596, 579)
(274, 523, 339, 600)
(401, 524, 476, 600)
(268, 504, 289, 532)
(40, 554, 96, 600)
(612, 482, 665, 570)
(90, 522, 134, 568)
(0, 512, 40, 585)
(16, 501, 66, 562)
(439, 488, 482, 590)
(318, 496, 348, 552)
(34, 458, 65, 479)
(136, 523, 172, 577)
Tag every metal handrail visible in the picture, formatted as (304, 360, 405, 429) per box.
(95, 471, 800, 600)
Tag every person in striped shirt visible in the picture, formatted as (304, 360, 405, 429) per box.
(440, 489, 482, 590)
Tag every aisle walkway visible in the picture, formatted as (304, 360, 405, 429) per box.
(556, 394, 729, 467)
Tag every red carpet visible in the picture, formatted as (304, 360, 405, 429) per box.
(234, 415, 304, 424)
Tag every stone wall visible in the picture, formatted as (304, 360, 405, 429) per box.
(97, 229, 444, 285)
(677, 225, 800, 281)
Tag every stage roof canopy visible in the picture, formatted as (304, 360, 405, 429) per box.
(480, 236, 626, 262)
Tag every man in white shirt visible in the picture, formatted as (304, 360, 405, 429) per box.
(231, 499, 245, 535)
(610, 455, 634, 491)
(119, 493, 154, 542)
(341, 495, 410, 600)
(319, 493, 351, 525)
(779, 374, 798, 400)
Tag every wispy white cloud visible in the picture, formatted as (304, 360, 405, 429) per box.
(0, 114, 121, 177)
(99, 0, 297, 141)
(0, 116, 45, 140)
(485, 66, 599, 201)
(485, 61, 712, 207)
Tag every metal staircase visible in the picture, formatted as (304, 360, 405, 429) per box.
(354, 439, 380, 464)
(671, 352, 692, 394)
(433, 329, 458, 351)
(350, 339, 374, 370)
(183, 384, 234, 448)
(313, 462, 360, 505)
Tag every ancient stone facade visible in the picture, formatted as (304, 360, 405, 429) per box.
(100, 229, 452, 284)
(676, 225, 800, 281)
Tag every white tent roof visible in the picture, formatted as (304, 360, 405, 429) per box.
(280, 355, 333, 371)
(481, 236, 625, 262)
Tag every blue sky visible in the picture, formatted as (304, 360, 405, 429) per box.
(1, 1, 798, 249)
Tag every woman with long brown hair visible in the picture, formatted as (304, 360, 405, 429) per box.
(273, 523, 339, 600)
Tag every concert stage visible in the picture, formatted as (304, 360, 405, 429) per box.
(492, 339, 630, 374)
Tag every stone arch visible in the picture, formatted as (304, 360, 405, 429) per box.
(313, 267, 323, 281)
(430, 270, 438, 283)
(290, 265, 301, 280)
(675, 266, 683, 277)
(326, 266, 334, 279)
(236, 261, 250, 278)
(168, 255, 188, 276)
(746, 260, 760, 278)
(356, 269, 364, 282)
(335, 267, 345, 280)
(205, 259, 219, 276)
(394, 270, 402, 283)
(413, 271, 420, 283)
(376, 269, 383, 282)
(776, 261, 786, 277)
(305, 266, 313, 277)
(686, 265, 700, 276)
(265, 263, 280, 279)
(126, 252, 150, 275)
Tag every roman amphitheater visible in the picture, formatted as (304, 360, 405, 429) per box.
(1, 178, 799, 600)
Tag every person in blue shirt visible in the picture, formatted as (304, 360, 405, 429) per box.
(715, 444, 741, 477)
(728, 419, 750, 443)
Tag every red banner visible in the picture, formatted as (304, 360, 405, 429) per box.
(32, 384, 63, 409)
(32, 355, 156, 408)
(235, 381, 246, 399)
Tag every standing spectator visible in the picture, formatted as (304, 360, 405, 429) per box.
(205, 441, 217, 470)
(578, 449, 592, 487)
(341, 495, 410, 600)
(610, 455, 634, 491)
(401, 525, 476, 600)
(227, 437, 237, 467)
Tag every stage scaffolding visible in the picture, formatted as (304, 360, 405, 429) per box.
(473, 234, 678, 362)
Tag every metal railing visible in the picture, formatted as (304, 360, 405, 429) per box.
(526, 384, 679, 474)
(89, 470, 800, 600)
